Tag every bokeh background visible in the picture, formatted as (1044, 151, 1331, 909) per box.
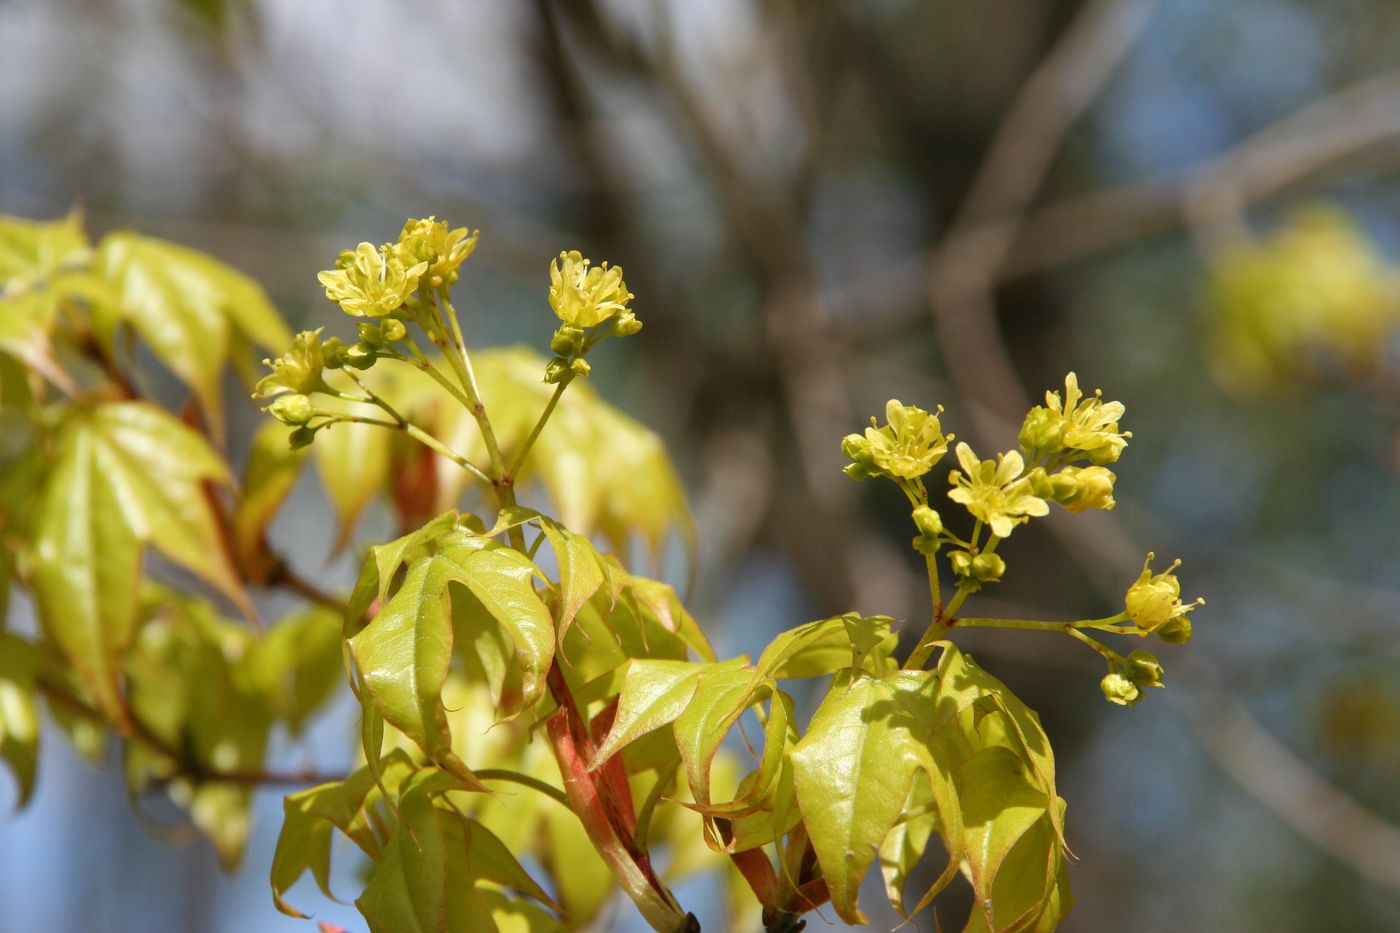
(5, 0, 1400, 930)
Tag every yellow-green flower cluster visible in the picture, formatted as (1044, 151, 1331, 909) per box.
(318, 242, 427, 318)
(1020, 373, 1129, 465)
(253, 329, 327, 398)
(946, 442, 1048, 539)
(393, 216, 478, 289)
(842, 400, 951, 481)
(549, 250, 635, 328)
(1208, 205, 1400, 395)
(1125, 553, 1203, 641)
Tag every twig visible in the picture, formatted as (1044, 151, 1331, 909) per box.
(36, 675, 340, 788)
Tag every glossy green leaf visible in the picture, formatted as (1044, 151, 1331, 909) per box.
(674, 665, 765, 812)
(788, 669, 940, 924)
(590, 659, 739, 769)
(30, 403, 245, 718)
(357, 773, 457, 933)
(755, 613, 897, 680)
(932, 641, 1063, 844)
(272, 750, 419, 916)
(962, 806, 1071, 933)
(0, 633, 39, 808)
(95, 230, 289, 435)
(350, 531, 551, 777)
(537, 516, 606, 640)
(879, 774, 938, 918)
(959, 747, 1051, 922)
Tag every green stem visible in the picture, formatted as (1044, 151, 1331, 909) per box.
(953, 612, 1129, 633)
(1066, 626, 1120, 662)
(924, 552, 941, 622)
(430, 291, 512, 488)
(315, 410, 492, 485)
(388, 339, 478, 412)
(509, 379, 570, 477)
(474, 769, 571, 809)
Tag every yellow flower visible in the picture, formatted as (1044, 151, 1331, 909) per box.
(317, 242, 427, 317)
(1021, 373, 1130, 464)
(548, 250, 633, 328)
(1125, 553, 1203, 633)
(946, 442, 1048, 538)
(393, 216, 478, 288)
(861, 400, 950, 480)
(253, 329, 326, 398)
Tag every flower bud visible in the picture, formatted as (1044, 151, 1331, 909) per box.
(912, 505, 942, 538)
(543, 357, 571, 384)
(1156, 615, 1193, 645)
(840, 433, 881, 481)
(322, 337, 348, 369)
(1019, 406, 1067, 459)
(269, 394, 314, 426)
(970, 552, 1006, 584)
(1101, 671, 1142, 706)
(549, 325, 585, 357)
(356, 322, 385, 349)
(948, 549, 973, 578)
(569, 358, 592, 378)
(345, 343, 377, 370)
(1125, 649, 1165, 689)
(288, 425, 317, 449)
(614, 312, 643, 337)
(381, 318, 407, 342)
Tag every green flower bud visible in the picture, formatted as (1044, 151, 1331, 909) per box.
(614, 312, 643, 337)
(356, 322, 385, 349)
(269, 394, 314, 426)
(381, 318, 407, 342)
(948, 549, 973, 578)
(1101, 671, 1142, 706)
(1019, 406, 1067, 459)
(550, 324, 585, 357)
(543, 357, 571, 384)
(970, 552, 1006, 584)
(321, 337, 348, 370)
(288, 425, 317, 450)
(912, 505, 942, 538)
(345, 343, 377, 370)
(1126, 649, 1165, 689)
(569, 358, 592, 378)
(1156, 615, 1193, 645)
(912, 535, 940, 556)
(840, 433, 882, 481)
